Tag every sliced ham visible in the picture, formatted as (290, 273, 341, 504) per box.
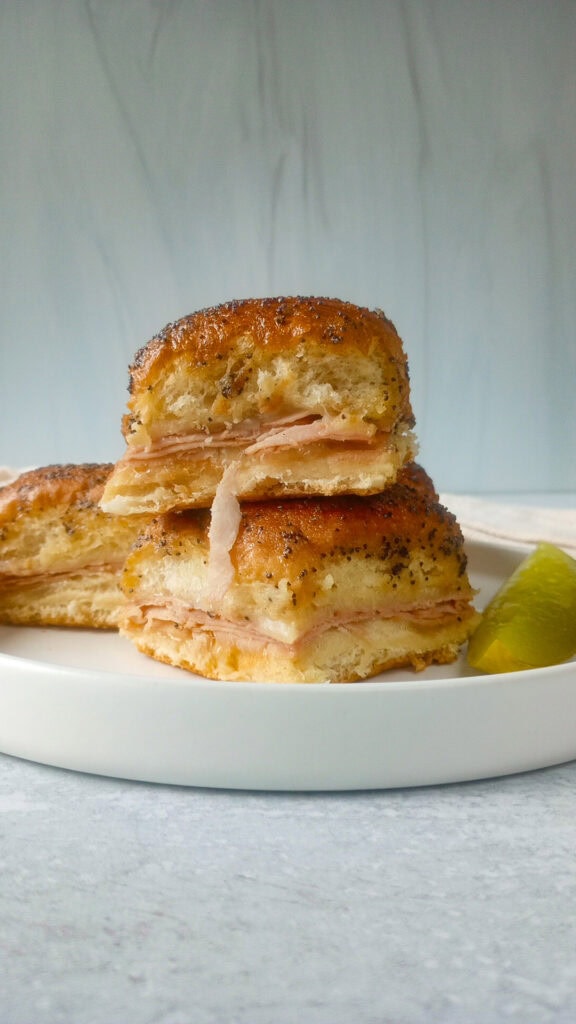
(243, 416, 378, 454)
(0, 563, 122, 588)
(122, 413, 383, 464)
(132, 595, 472, 654)
(203, 464, 242, 607)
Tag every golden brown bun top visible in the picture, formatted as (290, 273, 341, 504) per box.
(128, 296, 405, 394)
(0, 464, 113, 526)
(129, 463, 470, 593)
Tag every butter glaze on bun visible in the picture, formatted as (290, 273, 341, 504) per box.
(119, 463, 479, 684)
(101, 296, 417, 515)
(0, 464, 149, 628)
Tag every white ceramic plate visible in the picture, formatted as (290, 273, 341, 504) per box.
(1, 538, 575, 790)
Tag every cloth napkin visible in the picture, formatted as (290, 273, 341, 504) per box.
(0, 466, 34, 486)
(441, 493, 576, 557)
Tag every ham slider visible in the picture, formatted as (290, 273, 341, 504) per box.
(0, 464, 149, 628)
(100, 296, 417, 517)
(119, 464, 479, 684)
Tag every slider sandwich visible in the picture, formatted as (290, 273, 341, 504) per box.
(119, 464, 479, 684)
(0, 464, 149, 628)
(101, 296, 417, 516)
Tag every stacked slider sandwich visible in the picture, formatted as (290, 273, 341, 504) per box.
(101, 296, 479, 683)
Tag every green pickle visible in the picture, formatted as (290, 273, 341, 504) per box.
(467, 542, 576, 673)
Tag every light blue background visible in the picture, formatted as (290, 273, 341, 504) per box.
(1, 0, 575, 493)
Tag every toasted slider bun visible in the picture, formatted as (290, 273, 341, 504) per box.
(120, 464, 479, 683)
(0, 464, 149, 628)
(101, 296, 417, 515)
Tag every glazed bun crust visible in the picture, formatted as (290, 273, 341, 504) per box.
(123, 463, 468, 620)
(0, 463, 114, 526)
(130, 296, 405, 379)
(0, 464, 148, 628)
(120, 464, 479, 683)
(123, 296, 414, 445)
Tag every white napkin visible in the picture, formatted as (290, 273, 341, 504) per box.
(0, 466, 34, 486)
(441, 494, 576, 557)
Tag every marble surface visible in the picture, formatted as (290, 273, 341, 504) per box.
(1, 1, 575, 493)
(2, 752, 576, 1024)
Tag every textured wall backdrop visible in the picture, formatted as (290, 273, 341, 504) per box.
(1, 0, 575, 492)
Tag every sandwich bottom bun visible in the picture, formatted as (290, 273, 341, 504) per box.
(0, 568, 128, 629)
(121, 610, 476, 684)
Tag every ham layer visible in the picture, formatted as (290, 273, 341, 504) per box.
(127, 595, 474, 655)
(0, 563, 122, 588)
(123, 414, 387, 463)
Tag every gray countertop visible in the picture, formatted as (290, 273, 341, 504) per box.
(2, 751, 576, 1024)
(3, 490, 576, 1022)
